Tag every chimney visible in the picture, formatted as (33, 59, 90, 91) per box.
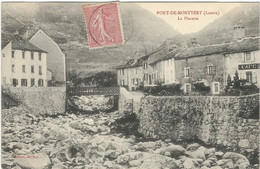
(23, 27, 30, 40)
(233, 25, 245, 39)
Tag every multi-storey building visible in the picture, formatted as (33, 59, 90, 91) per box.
(2, 34, 48, 87)
(116, 59, 143, 91)
(29, 29, 66, 83)
(117, 26, 259, 95)
(224, 37, 260, 87)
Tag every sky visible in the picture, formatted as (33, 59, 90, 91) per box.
(138, 3, 241, 34)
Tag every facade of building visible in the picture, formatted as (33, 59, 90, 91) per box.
(116, 59, 143, 91)
(224, 37, 260, 87)
(117, 27, 259, 95)
(1, 35, 48, 87)
(174, 36, 260, 94)
(29, 29, 66, 83)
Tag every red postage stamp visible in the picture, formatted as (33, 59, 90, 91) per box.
(83, 3, 124, 49)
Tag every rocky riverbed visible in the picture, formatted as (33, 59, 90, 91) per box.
(2, 106, 259, 169)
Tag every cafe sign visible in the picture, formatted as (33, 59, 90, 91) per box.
(238, 63, 260, 70)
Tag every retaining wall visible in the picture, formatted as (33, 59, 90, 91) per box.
(9, 87, 66, 115)
(137, 94, 259, 151)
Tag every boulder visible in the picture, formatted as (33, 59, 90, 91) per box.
(238, 139, 250, 148)
(189, 149, 206, 161)
(160, 144, 186, 157)
(183, 158, 199, 169)
(14, 153, 51, 169)
(83, 118, 95, 126)
(186, 143, 201, 151)
(222, 152, 251, 169)
(52, 163, 68, 169)
(210, 166, 222, 169)
(201, 160, 212, 167)
(129, 160, 142, 167)
(215, 151, 224, 158)
(205, 148, 215, 156)
(222, 152, 250, 166)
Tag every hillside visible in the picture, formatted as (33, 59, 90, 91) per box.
(1, 3, 259, 77)
(1, 3, 180, 77)
(181, 3, 260, 46)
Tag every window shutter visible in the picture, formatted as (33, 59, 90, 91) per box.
(251, 52, 255, 62)
(252, 72, 257, 83)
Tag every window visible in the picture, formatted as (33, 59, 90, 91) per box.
(38, 79, 44, 87)
(22, 65, 26, 73)
(21, 79, 28, 87)
(39, 53, 42, 61)
(135, 68, 137, 74)
(184, 83, 191, 94)
(12, 79, 18, 87)
(12, 64, 15, 72)
(144, 63, 148, 69)
(39, 66, 42, 75)
(122, 69, 124, 75)
(22, 51, 25, 59)
(207, 65, 213, 75)
(31, 66, 34, 73)
(31, 52, 34, 60)
(246, 71, 253, 82)
(212, 82, 220, 94)
(31, 79, 35, 87)
(3, 77, 6, 84)
(184, 67, 190, 78)
(12, 50, 15, 58)
(2, 53, 5, 57)
(244, 52, 251, 62)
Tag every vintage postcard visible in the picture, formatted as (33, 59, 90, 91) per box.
(1, 2, 259, 169)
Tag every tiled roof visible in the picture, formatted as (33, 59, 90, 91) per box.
(175, 43, 230, 59)
(116, 58, 143, 69)
(149, 48, 181, 65)
(1, 33, 47, 53)
(116, 36, 260, 69)
(116, 59, 135, 69)
(175, 36, 260, 60)
(225, 36, 260, 54)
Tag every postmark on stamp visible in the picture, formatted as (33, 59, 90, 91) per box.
(83, 2, 124, 49)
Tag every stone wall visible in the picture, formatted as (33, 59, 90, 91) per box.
(118, 87, 134, 115)
(175, 54, 225, 92)
(137, 94, 259, 151)
(9, 87, 66, 115)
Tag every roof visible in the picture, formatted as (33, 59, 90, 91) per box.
(175, 36, 260, 60)
(1, 33, 47, 53)
(225, 36, 260, 54)
(149, 48, 181, 65)
(139, 46, 166, 61)
(116, 58, 142, 69)
(116, 36, 260, 69)
(1, 33, 13, 49)
(175, 43, 230, 59)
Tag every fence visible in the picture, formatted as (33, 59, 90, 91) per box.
(67, 87, 120, 96)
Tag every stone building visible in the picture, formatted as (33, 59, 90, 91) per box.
(116, 58, 143, 91)
(117, 26, 259, 94)
(29, 29, 66, 83)
(224, 36, 260, 87)
(1, 34, 48, 87)
(141, 42, 179, 86)
(174, 43, 229, 94)
(174, 36, 260, 94)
